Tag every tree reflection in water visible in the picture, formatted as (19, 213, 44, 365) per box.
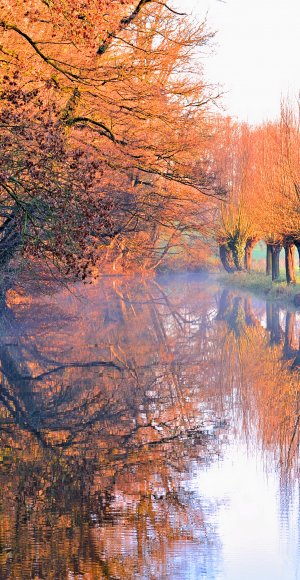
(1, 276, 300, 578)
(216, 288, 300, 478)
(0, 275, 223, 579)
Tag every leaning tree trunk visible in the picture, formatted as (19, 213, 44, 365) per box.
(244, 238, 256, 271)
(266, 243, 272, 275)
(219, 244, 235, 273)
(284, 243, 296, 285)
(271, 245, 281, 281)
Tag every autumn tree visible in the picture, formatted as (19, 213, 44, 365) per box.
(211, 119, 261, 272)
(254, 104, 300, 284)
(213, 113, 300, 282)
(0, 0, 221, 277)
(275, 101, 300, 284)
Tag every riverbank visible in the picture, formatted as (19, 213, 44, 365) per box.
(217, 271, 300, 307)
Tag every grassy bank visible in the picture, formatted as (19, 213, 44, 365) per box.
(217, 271, 300, 306)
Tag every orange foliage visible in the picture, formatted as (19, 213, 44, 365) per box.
(0, 0, 220, 276)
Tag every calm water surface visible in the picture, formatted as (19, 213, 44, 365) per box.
(0, 274, 300, 579)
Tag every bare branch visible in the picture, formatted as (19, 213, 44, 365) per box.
(97, 0, 153, 55)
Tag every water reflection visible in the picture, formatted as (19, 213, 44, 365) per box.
(216, 288, 300, 478)
(0, 275, 299, 578)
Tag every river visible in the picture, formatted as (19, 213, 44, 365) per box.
(0, 273, 299, 579)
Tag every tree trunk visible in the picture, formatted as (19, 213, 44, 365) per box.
(244, 238, 256, 271)
(284, 243, 296, 285)
(219, 244, 235, 273)
(228, 240, 244, 271)
(294, 242, 300, 270)
(271, 245, 281, 281)
(266, 243, 272, 275)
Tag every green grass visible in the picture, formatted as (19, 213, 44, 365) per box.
(217, 270, 300, 306)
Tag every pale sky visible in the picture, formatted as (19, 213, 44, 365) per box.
(177, 0, 300, 124)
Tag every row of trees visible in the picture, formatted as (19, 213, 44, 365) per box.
(2, 1, 299, 282)
(214, 103, 300, 284)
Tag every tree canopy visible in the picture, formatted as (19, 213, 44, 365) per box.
(0, 0, 223, 277)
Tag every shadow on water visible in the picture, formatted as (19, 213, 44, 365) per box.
(0, 275, 299, 577)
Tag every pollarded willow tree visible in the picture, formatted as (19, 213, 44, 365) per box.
(274, 102, 300, 284)
(211, 118, 261, 273)
(247, 122, 283, 281)
(213, 109, 300, 284)
(0, 0, 222, 278)
(253, 105, 300, 284)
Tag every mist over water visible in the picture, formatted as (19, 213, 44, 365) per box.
(0, 273, 299, 579)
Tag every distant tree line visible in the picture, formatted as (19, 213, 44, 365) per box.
(212, 103, 300, 284)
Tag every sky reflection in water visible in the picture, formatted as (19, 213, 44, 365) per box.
(0, 274, 299, 579)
